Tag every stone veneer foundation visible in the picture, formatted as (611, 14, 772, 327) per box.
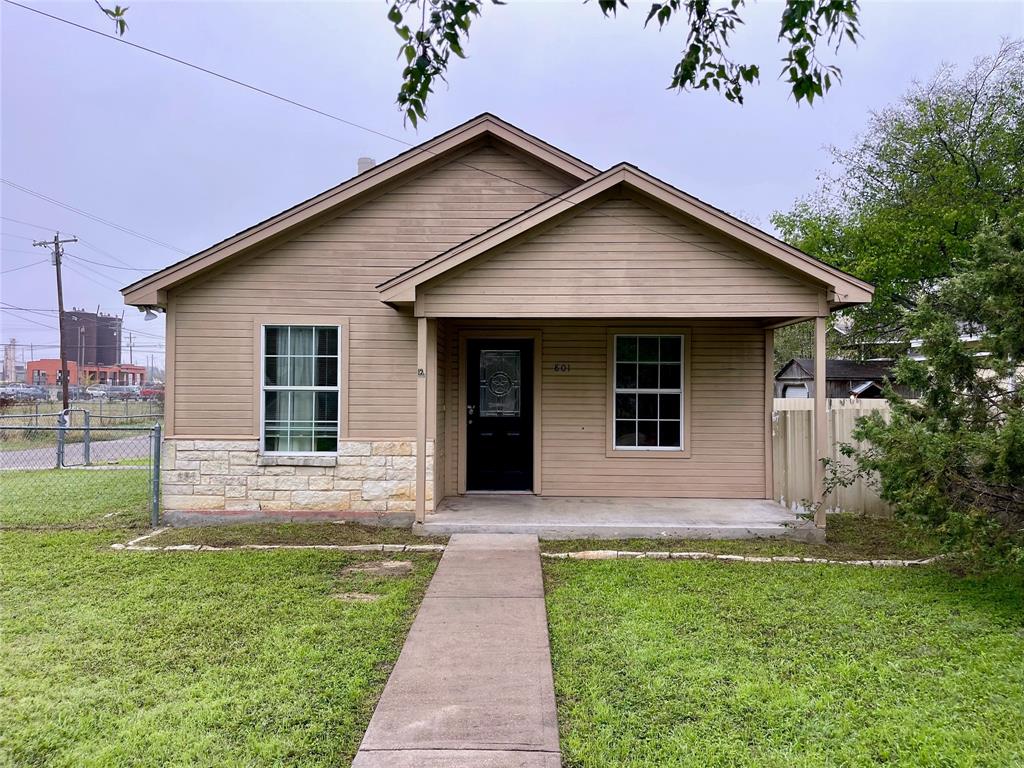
(160, 438, 433, 525)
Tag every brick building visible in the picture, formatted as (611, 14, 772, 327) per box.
(26, 359, 146, 387)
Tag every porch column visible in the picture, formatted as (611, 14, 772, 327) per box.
(415, 317, 436, 524)
(813, 315, 828, 527)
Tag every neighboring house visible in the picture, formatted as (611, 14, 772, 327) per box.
(122, 114, 873, 526)
(774, 358, 913, 399)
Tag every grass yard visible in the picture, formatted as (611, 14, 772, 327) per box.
(545, 558, 1024, 768)
(0, 468, 151, 528)
(541, 514, 940, 561)
(1, 530, 438, 767)
(1, 468, 443, 767)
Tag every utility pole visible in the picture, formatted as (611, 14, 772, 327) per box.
(33, 232, 78, 410)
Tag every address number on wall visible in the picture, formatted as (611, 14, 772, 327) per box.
(552, 363, 571, 373)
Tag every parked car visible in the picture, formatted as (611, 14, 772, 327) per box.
(0, 384, 49, 402)
(140, 385, 164, 401)
(85, 386, 109, 399)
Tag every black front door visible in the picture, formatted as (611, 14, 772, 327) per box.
(466, 339, 533, 491)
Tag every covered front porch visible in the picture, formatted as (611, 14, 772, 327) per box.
(415, 494, 821, 541)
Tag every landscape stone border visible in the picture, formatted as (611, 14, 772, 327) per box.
(110, 530, 938, 566)
(541, 550, 942, 567)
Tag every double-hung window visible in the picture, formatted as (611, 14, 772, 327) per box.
(262, 325, 339, 453)
(613, 334, 683, 450)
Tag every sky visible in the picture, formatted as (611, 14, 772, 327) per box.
(1, 0, 1021, 373)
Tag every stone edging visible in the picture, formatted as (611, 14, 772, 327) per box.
(541, 550, 941, 567)
(112, 538, 445, 554)
(111, 532, 938, 567)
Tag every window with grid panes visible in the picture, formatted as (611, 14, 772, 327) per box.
(262, 326, 339, 452)
(613, 334, 683, 450)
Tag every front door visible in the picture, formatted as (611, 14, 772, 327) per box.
(466, 339, 533, 491)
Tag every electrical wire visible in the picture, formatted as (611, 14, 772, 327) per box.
(0, 178, 189, 255)
(1, 258, 48, 275)
(66, 253, 151, 271)
(2, 0, 798, 279)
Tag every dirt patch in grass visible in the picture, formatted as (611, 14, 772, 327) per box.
(146, 521, 447, 548)
(341, 560, 415, 577)
(331, 592, 381, 603)
(541, 514, 939, 560)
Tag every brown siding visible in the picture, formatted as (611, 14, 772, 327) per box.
(420, 194, 823, 318)
(443, 319, 767, 499)
(168, 143, 576, 436)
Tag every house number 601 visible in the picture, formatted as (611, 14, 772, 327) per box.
(552, 363, 571, 373)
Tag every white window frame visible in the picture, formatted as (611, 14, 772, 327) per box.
(611, 333, 686, 453)
(259, 324, 342, 455)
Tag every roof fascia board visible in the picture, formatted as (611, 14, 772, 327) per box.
(123, 115, 597, 307)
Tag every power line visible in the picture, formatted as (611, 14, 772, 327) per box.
(3, 0, 772, 278)
(1, 232, 39, 241)
(0, 215, 59, 232)
(66, 252, 151, 271)
(1, 258, 49, 275)
(0, 178, 189, 255)
(2, 0, 407, 147)
(0, 307, 57, 330)
(62, 260, 126, 292)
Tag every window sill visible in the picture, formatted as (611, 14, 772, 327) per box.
(258, 454, 338, 467)
(605, 448, 691, 459)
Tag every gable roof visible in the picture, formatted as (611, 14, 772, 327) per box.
(122, 113, 599, 307)
(777, 358, 895, 381)
(377, 163, 874, 308)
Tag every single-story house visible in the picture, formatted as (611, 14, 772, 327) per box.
(122, 114, 873, 535)
(775, 357, 913, 399)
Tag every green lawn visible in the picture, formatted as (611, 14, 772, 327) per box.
(541, 514, 940, 560)
(1, 530, 437, 767)
(545, 558, 1024, 767)
(0, 468, 151, 528)
(1, 469, 441, 766)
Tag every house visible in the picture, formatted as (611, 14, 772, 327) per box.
(122, 114, 873, 535)
(774, 358, 913, 399)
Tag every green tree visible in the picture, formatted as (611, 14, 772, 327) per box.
(97, 2, 863, 124)
(773, 40, 1024, 354)
(388, 0, 861, 125)
(851, 217, 1024, 561)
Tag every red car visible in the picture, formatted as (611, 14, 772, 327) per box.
(140, 385, 164, 401)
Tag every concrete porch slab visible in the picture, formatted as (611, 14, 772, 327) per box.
(416, 495, 822, 542)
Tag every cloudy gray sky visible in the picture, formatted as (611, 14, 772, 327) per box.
(2, 0, 1021, 370)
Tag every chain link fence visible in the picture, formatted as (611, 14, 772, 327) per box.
(0, 409, 161, 529)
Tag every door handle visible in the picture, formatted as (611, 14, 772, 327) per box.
(467, 404, 476, 416)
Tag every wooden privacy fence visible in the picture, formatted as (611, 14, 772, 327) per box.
(772, 398, 891, 516)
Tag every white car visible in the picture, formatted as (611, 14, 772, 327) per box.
(85, 386, 109, 399)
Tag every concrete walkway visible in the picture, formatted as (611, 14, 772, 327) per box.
(352, 533, 560, 767)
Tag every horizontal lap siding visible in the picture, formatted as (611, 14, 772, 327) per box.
(421, 195, 823, 317)
(170, 143, 575, 436)
(442, 320, 766, 499)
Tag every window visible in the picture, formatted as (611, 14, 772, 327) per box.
(262, 325, 339, 453)
(613, 334, 683, 450)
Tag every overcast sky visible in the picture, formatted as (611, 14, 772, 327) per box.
(2, 0, 1021, 370)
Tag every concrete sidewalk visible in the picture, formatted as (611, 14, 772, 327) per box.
(352, 533, 560, 767)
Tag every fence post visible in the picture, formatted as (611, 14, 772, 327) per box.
(56, 410, 67, 469)
(82, 410, 91, 466)
(150, 423, 162, 528)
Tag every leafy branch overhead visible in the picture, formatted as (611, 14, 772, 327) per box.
(95, 1, 129, 36)
(388, 0, 861, 124)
